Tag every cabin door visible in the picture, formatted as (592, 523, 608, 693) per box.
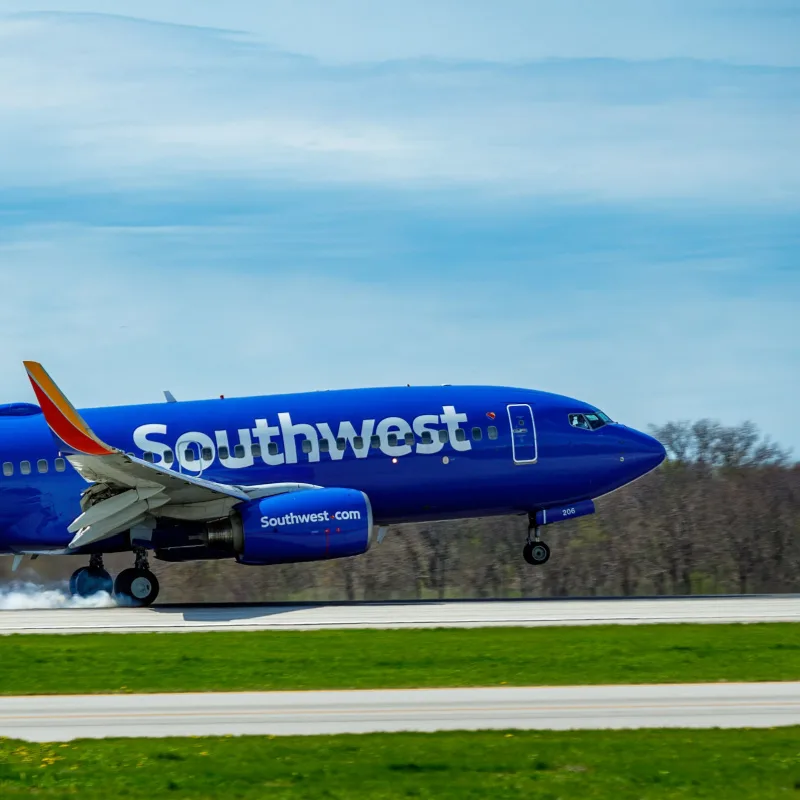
(507, 404, 538, 464)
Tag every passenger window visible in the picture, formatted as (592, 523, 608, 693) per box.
(268, 442, 279, 456)
(472, 427, 483, 441)
(252, 444, 262, 458)
(143, 452, 155, 463)
(439, 429, 449, 443)
(455, 429, 466, 442)
(184, 449, 195, 463)
(37, 459, 48, 474)
(336, 437, 346, 451)
(20, 460, 31, 475)
(488, 426, 498, 440)
(218, 446, 230, 459)
(234, 444, 246, 458)
(163, 451, 174, 465)
(301, 439, 313, 454)
(54, 458, 66, 472)
(404, 432, 414, 446)
(387, 434, 398, 447)
(3, 462, 13, 476)
(202, 447, 213, 461)
(319, 438, 330, 453)
(421, 431, 433, 445)
(354, 436, 364, 449)
(370, 435, 381, 449)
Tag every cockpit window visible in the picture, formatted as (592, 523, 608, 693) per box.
(569, 412, 611, 431)
(569, 413, 591, 430)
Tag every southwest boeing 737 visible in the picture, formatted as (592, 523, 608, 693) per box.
(0, 362, 666, 605)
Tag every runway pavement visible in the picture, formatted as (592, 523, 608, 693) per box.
(0, 595, 799, 634)
(1, 683, 798, 741)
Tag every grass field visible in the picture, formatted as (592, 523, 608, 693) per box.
(1, 728, 799, 799)
(1, 623, 799, 695)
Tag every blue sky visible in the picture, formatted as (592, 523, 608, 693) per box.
(0, 2, 798, 451)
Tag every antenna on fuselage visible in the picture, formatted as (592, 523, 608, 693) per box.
(163, 391, 177, 403)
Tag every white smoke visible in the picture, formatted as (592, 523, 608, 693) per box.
(0, 581, 117, 610)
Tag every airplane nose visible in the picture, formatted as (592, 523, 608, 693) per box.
(626, 429, 667, 473)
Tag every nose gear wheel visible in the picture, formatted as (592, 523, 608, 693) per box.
(523, 541, 551, 565)
(523, 514, 551, 566)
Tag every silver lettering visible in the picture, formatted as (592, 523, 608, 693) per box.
(376, 417, 412, 457)
(279, 412, 320, 465)
(316, 419, 375, 460)
(441, 405, 471, 452)
(252, 419, 284, 466)
(134, 407, 471, 470)
(215, 428, 255, 469)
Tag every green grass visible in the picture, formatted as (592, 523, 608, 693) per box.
(1, 623, 799, 695)
(2, 728, 799, 798)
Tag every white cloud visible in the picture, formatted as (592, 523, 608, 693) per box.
(0, 12, 798, 203)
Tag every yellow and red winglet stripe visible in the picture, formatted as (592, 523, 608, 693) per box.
(23, 361, 115, 457)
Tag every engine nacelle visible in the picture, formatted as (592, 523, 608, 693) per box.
(212, 487, 373, 566)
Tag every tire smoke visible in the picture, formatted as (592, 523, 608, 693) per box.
(0, 581, 117, 610)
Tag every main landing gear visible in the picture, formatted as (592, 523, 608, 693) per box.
(114, 549, 160, 607)
(69, 554, 113, 597)
(69, 550, 160, 607)
(523, 514, 551, 566)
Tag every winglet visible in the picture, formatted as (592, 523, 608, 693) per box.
(23, 361, 116, 456)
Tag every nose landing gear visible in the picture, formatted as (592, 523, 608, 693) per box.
(523, 514, 551, 566)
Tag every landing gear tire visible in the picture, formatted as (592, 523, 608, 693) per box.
(523, 541, 551, 566)
(114, 568, 159, 607)
(69, 566, 113, 597)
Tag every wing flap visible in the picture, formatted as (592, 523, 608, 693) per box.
(69, 495, 171, 549)
(67, 486, 166, 533)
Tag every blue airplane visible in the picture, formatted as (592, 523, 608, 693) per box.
(0, 362, 666, 605)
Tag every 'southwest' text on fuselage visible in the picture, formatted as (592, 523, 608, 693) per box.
(133, 405, 473, 472)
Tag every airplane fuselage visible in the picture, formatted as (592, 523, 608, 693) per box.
(0, 384, 665, 553)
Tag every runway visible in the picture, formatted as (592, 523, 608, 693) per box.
(1, 595, 799, 634)
(1, 683, 798, 741)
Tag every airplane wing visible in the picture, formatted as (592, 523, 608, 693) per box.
(24, 361, 311, 549)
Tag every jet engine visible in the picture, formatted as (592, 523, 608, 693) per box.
(204, 487, 373, 565)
